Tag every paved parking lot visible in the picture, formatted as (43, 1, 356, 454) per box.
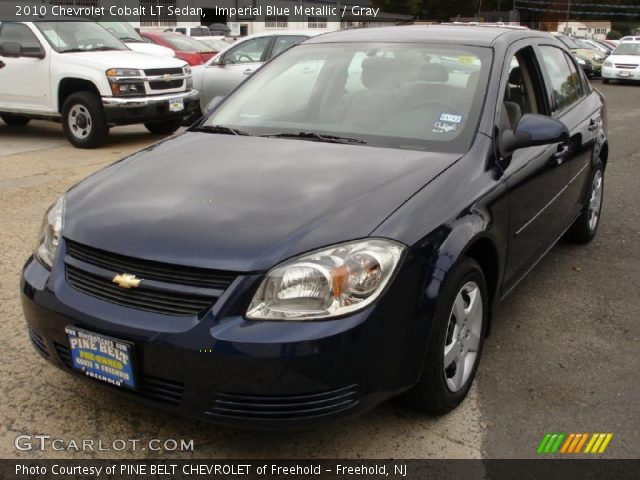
(1, 81, 638, 459)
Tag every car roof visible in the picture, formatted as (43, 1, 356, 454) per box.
(305, 25, 547, 47)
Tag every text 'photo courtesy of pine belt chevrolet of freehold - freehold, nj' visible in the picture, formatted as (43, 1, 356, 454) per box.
(0, 0, 639, 479)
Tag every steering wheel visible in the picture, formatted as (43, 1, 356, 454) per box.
(236, 54, 254, 63)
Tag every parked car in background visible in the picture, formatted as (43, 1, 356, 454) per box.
(192, 31, 315, 113)
(140, 31, 216, 66)
(602, 41, 640, 83)
(98, 21, 175, 58)
(552, 33, 603, 76)
(575, 37, 612, 56)
(21, 26, 607, 428)
(165, 26, 211, 37)
(620, 36, 640, 42)
(0, 20, 198, 147)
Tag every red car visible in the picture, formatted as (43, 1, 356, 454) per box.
(140, 32, 216, 66)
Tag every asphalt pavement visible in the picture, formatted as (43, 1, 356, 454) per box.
(0, 81, 638, 459)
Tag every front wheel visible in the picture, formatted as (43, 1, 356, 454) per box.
(62, 92, 109, 149)
(565, 161, 604, 244)
(1, 114, 31, 127)
(404, 257, 488, 414)
(144, 118, 182, 135)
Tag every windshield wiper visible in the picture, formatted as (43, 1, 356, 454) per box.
(261, 132, 367, 145)
(193, 125, 251, 136)
(121, 37, 142, 42)
(60, 46, 118, 53)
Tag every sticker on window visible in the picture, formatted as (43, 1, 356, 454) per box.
(439, 113, 463, 124)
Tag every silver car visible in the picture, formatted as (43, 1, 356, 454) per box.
(192, 31, 319, 113)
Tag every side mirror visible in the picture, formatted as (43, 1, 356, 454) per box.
(0, 41, 21, 57)
(206, 96, 224, 114)
(501, 113, 569, 156)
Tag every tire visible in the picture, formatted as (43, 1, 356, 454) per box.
(602, 78, 610, 84)
(565, 160, 604, 244)
(144, 118, 182, 135)
(1, 114, 31, 127)
(404, 257, 488, 415)
(62, 92, 109, 149)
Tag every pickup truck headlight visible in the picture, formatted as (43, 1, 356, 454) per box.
(247, 239, 405, 320)
(35, 195, 65, 269)
(106, 68, 144, 97)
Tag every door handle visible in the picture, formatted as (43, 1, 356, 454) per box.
(0, 60, 5, 69)
(588, 119, 599, 131)
(554, 145, 569, 164)
(242, 68, 254, 75)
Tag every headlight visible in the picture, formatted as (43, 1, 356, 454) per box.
(247, 239, 405, 321)
(183, 65, 192, 75)
(576, 57, 586, 65)
(603, 61, 613, 68)
(35, 195, 65, 269)
(106, 68, 142, 78)
(592, 54, 603, 61)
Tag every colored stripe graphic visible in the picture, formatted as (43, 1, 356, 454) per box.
(538, 433, 613, 454)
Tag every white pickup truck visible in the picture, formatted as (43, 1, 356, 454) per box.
(0, 20, 199, 148)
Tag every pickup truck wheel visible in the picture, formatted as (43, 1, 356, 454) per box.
(144, 118, 183, 135)
(403, 257, 487, 414)
(62, 92, 108, 149)
(1, 114, 31, 127)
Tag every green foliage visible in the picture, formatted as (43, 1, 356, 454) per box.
(607, 29, 622, 40)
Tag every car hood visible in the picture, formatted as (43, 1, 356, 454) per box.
(606, 54, 640, 64)
(64, 132, 460, 272)
(126, 42, 176, 58)
(62, 50, 186, 69)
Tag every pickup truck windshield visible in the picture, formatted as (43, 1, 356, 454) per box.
(204, 42, 491, 153)
(36, 22, 128, 53)
(98, 21, 144, 43)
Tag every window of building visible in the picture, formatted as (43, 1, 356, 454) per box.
(265, 16, 288, 29)
(308, 17, 327, 29)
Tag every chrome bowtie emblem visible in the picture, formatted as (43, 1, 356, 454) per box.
(112, 273, 141, 289)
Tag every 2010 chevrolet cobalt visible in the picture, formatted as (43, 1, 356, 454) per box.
(22, 26, 607, 428)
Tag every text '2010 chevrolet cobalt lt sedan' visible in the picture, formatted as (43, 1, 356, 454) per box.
(22, 25, 607, 429)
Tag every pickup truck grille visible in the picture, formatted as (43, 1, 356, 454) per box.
(144, 68, 184, 76)
(149, 80, 184, 90)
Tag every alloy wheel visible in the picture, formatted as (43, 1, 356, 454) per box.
(443, 281, 483, 393)
(588, 170, 603, 231)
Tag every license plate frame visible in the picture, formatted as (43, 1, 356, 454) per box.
(618, 70, 631, 77)
(168, 98, 185, 112)
(65, 326, 137, 390)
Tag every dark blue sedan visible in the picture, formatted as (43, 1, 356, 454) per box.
(22, 25, 607, 429)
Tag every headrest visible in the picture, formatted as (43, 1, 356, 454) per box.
(419, 63, 449, 83)
(508, 67, 523, 85)
(361, 56, 399, 89)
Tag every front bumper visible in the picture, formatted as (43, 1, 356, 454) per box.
(20, 245, 426, 429)
(102, 90, 199, 126)
(602, 66, 640, 81)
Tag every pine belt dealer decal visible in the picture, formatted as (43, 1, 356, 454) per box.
(537, 432, 613, 454)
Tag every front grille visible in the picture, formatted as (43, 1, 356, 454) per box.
(66, 265, 214, 316)
(144, 67, 184, 76)
(207, 385, 360, 420)
(149, 80, 183, 90)
(54, 343, 184, 405)
(29, 328, 50, 358)
(66, 240, 235, 290)
(614, 63, 639, 69)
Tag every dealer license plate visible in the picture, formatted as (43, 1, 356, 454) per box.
(65, 326, 136, 389)
(618, 71, 631, 77)
(168, 98, 184, 112)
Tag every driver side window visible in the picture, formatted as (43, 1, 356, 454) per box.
(0, 23, 42, 55)
(224, 37, 271, 64)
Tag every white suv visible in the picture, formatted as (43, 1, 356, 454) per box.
(0, 20, 199, 148)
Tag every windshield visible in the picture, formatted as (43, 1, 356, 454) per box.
(203, 42, 491, 152)
(613, 43, 640, 56)
(98, 21, 143, 42)
(162, 34, 213, 52)
(191, 27, 211, 36)
(36, 22, 128, 53)
(556, 35, 579, 50)
(199, 38, 229, 51)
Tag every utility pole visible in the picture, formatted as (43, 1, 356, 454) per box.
(565, 0, 571, 34)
